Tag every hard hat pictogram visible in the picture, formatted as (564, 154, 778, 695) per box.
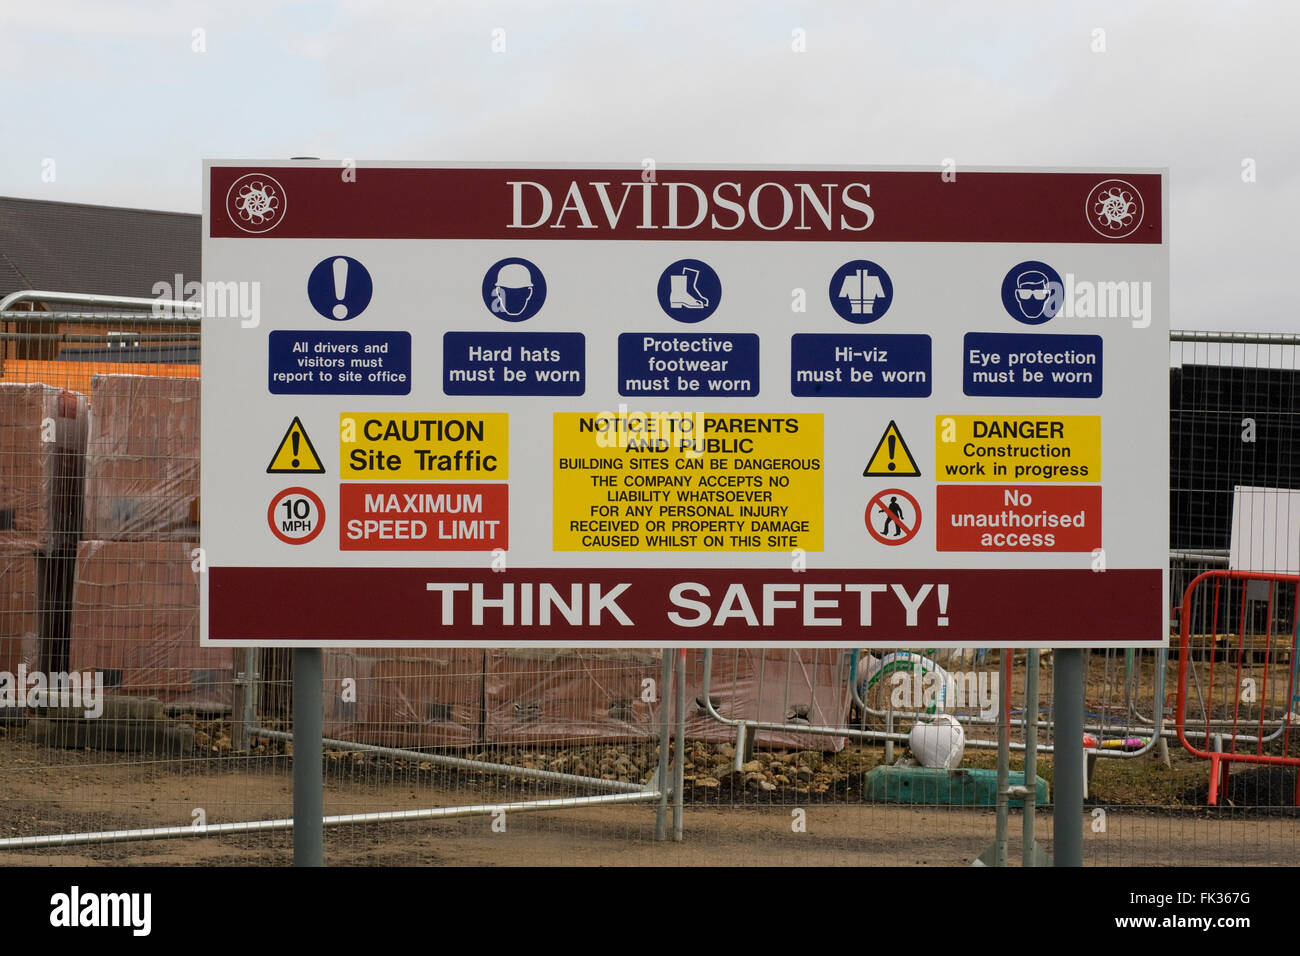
(482, 257, 547, 321)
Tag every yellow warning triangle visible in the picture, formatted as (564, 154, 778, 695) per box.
(863, 420, 919, 477)
(266, 417, 325, 474)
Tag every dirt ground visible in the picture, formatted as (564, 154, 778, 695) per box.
(4, 647, 1298, 867)
(1, 731, 1297, 867)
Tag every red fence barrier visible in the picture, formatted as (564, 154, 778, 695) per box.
(1176, 570, 1300, 805)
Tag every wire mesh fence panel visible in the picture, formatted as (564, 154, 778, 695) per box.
(0, 306, 269, 865)
(299, 647, 668, 863)
(3, 319, 1300, 864)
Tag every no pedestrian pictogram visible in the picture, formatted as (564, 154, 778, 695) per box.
(866, 488, 921, 545)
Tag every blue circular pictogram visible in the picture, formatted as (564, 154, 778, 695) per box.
(829, 260, 894, 323)
(1001, 260, 1063, 325)
(307, 256, 373, 321)
(656, 259, 721, 322)
(481, 257, 547, 322)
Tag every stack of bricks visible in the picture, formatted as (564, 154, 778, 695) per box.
(82, 374, 199, 542)
(680, 648, 853, 751)
(69, 375, 233, 707)
(0, 383, 88, 674)
(319, 648, 664, 748)
(322, 648, 489, 748)
(0, 551, 41, 674)
(485, 648, 661, 745)
(315, 647, 849, 752)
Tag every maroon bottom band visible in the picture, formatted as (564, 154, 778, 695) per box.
(209, 566, 1162, 645)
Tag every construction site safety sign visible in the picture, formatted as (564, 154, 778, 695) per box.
(201, 162, 1168, 648)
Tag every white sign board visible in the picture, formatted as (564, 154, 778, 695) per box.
(201, 162, 1168, 647)
(1230, 485, 1300, 573)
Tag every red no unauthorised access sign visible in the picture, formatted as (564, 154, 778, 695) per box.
(936, 485, 1101, 551)
(866, 488, 921, 545)
(268, 487, 325, 544)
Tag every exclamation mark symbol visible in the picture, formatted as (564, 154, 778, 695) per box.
(291, 430, 300, 468)
(936, 584, 949, 627)
(887, 433, 897, 471)
(332, 257, 349, 319)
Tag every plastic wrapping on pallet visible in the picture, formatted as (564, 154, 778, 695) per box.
(83, 375, 198, 541)
(69, 540, 232, 707)
(485, 648, 661, 744)
(322, 648, 487, 748)
(0, 550, 41, 673)
(323, 648, 853, 751)
(681, 649, 853, 752)
(0, 383, 88, 554)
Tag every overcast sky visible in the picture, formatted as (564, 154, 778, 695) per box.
(2, 0, 1295, 330)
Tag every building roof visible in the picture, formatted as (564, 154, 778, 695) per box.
(0, 196, 199, 301)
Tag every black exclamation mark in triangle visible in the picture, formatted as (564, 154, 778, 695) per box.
(291, 431, 300, 468)
(887, 433, 896, 471)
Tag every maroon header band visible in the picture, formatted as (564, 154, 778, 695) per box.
(209, 567, 1162, 644)
(209, 166, 1162, 244)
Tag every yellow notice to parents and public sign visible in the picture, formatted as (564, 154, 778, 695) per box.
(553, 411, 824, 552)
(340, 412, 509, 479)
(935, 414, 1100, 482)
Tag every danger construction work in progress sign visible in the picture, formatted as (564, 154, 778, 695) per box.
(201, 162, 1168, 648)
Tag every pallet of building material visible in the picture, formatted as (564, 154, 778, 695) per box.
(68, 540, 232, 708)
(83, 374, 198, 541)
(485, 648, 660, 745)
(0, 550, 40, 703)
(0, 383, 88, 554)
(680, 649, 854, 752)
(26, 696, 194, 755)
(322, 648, 487, 748)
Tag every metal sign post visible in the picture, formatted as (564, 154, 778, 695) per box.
(292, 647, 324, 866)
(1022, 648, 1045, 866)
(1053, 648, 1085, 866)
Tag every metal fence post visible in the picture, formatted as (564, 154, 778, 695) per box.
(293, 647, 324, 867)
(673, 648, 686, 842)
(1053, 648, 1084, 867)
(884, 681, 895, 765)
(232, 646, 259, 753)
(1022, 648, 1039, 866)
(994, 649, 1010, 867)
(1155, 647, 1171, 769)
(655, 648, 672, 841)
